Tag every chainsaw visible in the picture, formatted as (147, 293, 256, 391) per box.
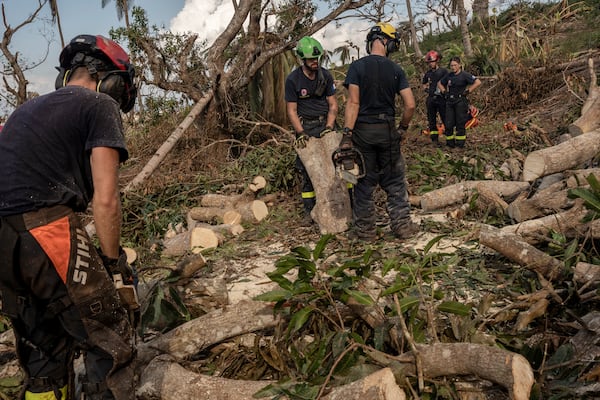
(332, 136, 365, 185)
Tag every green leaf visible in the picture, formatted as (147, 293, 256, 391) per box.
(569, 187, 600, 214)
(344, 289, 375, 305)
(423, 234, 448, 254)
(254, 289, 292, 302)
(289, 305, 313, 334)
(438, 300, 471, 316)
(291, 245, 312, 260)
(396, 295, 421, 312)
(313, 234, 333, 259)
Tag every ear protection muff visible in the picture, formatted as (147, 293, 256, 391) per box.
(98, 70, 137, 113)
(386, 39, 399, 54)
(54, 68, 70, 89)
(97, 72, 127, 107)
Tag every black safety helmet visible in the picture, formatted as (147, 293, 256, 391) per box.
(56, 34, 137, 113)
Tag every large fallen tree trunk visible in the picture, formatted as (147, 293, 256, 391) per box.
(136, 300, 278, 366)
(138, 359, 406, 400)
(478, 223, 565, 280)
(522, 129, 600, 181)
(500, 202, 600, 244)
(419, 181, 530, 212)
(296, 132, 352, 234)
(568, 58, 600, 136)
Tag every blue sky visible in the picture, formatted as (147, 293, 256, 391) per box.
(2, 0, 186, 95)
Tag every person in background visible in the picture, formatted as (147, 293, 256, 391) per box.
(421, 50, 447, 146)
(437, 56, 481, 148)
(342, 22, 419, 241)
(285, 36, 339, 226)
(0, 34, 138, 400)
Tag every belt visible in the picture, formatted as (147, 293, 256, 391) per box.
(365, 113, 394, 120)
(3, 205, 72, 231)
(447, 94, 464, 99)
(301, 115, 326, 123)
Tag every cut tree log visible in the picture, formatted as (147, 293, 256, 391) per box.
(369, 343, 534, 400)
(419, 181, 530, 212)
(190, 226, 224, 252)
(200, 176, 267, 208)
(137, 355, 274, 400)
(296, 132, 352, 234)
(522, 129, 600, 181)
(136, 300, 278, 365)
(479, 223, 565, 280)
(138, 357, 406, 400)
(501, 202, 600, 244)
(506, 180, 573, 222)
(162, 223, 243, 256)
(569, 58, 600, 136)
(189, 200, 267, 225)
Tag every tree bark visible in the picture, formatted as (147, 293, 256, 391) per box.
(568, 58, 600, 136)
(296, 132, 352, 234)
(478, 224, 565, 280)
(506, 180, 573, 222)
(136, 300, 278, 366)
(419, 181, 530, 211)
(522, 129, 600, 181)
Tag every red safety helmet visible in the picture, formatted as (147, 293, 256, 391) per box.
(56, 35, 137, 112)
(425, 50, 441, 63)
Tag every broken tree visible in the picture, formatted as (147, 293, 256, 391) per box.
(296, 131, 352, 234)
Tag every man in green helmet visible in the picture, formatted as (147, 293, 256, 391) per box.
(285, 36, 339, 226)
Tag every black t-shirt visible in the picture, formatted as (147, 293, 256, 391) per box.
(284, 66, 336, 119)
(0, 86, 128, 216)
(344, 55, 410, 124)
(439, 70, 477, 95)
(422, 67, 448, 96)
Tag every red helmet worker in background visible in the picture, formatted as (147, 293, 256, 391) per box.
(421, 50, 447, 146)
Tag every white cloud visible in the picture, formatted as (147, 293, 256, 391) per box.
(170, 0, 234, 46)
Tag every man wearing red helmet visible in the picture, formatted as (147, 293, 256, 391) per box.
(422, 50, 448, 146)
(0, 35, 137, 399)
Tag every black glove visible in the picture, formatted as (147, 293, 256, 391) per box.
(462, 89, 470, 96)
(339, 132, 353, 151)
(100, 247, 140, 326)
(294, 132, 309, 149)
(320, 127, 334, 137)
(397, 124, 408, 144)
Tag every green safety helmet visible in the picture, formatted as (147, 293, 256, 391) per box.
(296, 36, 324, 60)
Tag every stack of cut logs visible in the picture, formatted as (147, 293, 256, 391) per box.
(162, 176, 269, 255)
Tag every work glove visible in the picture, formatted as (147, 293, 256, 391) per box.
(320, 127, 334, 137)
(99, 247, 140, 327)
(294, 132, 309, 149)
(339, 131, 353, 151)
(397, 124, 408, 145)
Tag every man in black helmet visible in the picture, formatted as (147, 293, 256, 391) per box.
(342, 22, 419, 241)
(0, 35, 138, 400)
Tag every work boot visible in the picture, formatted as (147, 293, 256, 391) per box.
(300, 213, 314, 227)
(348, 228, 377, 243)
(392, 221, 420, 240)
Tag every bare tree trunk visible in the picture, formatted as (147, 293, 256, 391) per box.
(455, 0, 473, 57)
(472, 0, 489, 25)
(406, 0, 422, 58)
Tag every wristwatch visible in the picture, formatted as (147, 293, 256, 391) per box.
(343, 127, 353, 136)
